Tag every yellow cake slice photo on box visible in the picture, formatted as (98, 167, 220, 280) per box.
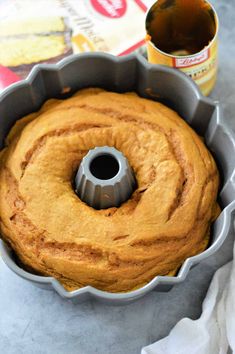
(0, 17, 72, 78)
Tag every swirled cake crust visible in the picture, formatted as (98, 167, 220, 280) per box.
(0, 88, 220, 292)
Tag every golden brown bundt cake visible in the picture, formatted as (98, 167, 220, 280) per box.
(0, 88, 220, 292)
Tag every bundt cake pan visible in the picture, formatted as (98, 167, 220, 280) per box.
(0, 53, 235, 304)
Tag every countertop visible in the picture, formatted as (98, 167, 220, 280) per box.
(0, 1, 235, 353)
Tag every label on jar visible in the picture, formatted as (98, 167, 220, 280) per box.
(174, 49, 209, 68)
(146, 37, 218, 96)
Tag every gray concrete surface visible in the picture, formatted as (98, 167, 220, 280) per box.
(0, 1, 235, 353)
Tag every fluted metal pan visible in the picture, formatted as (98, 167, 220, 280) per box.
(0, 53, 235, 304)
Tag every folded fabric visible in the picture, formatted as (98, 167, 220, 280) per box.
(142, 244, 235, 354)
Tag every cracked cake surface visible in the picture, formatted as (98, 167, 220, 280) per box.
(0, 88, 220, 292)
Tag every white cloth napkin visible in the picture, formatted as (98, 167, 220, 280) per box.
(141, 244, 235, 354)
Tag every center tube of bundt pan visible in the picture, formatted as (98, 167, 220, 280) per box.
(75, 146, 136, 209)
